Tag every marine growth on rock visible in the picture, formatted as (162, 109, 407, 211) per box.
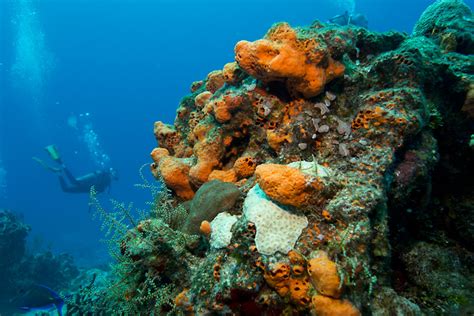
(84, 1, 474, 314)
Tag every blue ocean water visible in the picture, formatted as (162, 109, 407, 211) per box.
(0, 0, 472, 268)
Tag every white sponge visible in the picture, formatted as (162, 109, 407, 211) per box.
(210, 212, 239, 249)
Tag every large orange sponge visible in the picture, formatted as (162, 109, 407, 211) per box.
(235, 23, 344, 98)
(255, 163, 324, 207)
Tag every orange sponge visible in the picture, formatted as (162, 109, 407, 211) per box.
(150, 148, 195, 200)
(311, 295, 360, 316)
(205, 70, 225, 93)
(235, 23, 344, 98)
(264, 263, 291, 297)
(189, 129, 224, 186)
(222, 62, 241, 85)
(307, 251, 341, 298)
(208, 169, 238, 183)
(255, 163, 324, 207)
(233, 156, 257, 179)
(211, 93, 244, 123)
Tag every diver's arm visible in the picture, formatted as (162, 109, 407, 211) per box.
(75, 172, 97, 183)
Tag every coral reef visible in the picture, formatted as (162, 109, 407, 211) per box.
(0, 209, 30, 300)
(0, 209, 30, 269)
(0, 209, 80, 315)
(78, 0, 474, 314)
(22, 251, 79, 289)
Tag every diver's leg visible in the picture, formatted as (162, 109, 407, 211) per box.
(59, 176, 72, 192)
(62, 167, 80, 186)
(59, 176, 83, 193)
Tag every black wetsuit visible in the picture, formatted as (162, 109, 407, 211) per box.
(59, 167, 112, 193)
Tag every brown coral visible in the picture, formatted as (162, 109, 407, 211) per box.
(235, 23, 344, 98)
(255, 163, 324, 207)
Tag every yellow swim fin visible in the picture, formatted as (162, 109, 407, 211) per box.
(33, 157, 62, 173)
(45, 145, 61, 162)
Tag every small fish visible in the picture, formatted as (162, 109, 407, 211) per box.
(11, 284, 64, 316)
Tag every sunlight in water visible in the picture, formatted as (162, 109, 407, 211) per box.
(10, 0, 54, 101)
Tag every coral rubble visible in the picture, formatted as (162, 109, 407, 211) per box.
(84, 0, 473, 314)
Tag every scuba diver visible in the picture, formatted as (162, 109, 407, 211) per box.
(329, 11, 368, 29)
(33, 145, 118, 194)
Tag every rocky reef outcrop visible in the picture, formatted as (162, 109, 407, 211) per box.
(0, 209, 30, 300)
(0, 209, 80, 314)
(0, 209, 79, 315)
(88, 0, 473, 314)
